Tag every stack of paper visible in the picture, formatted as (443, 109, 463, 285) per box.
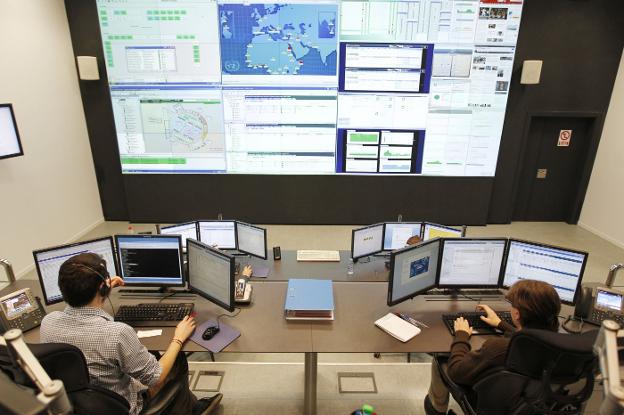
(375, 313, 421, 342)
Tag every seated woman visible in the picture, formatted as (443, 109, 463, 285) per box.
(424, 279, 561, 415)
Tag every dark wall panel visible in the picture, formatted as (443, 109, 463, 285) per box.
(64, 0, 624, 225)
(65, 0, 128, 219)
(488, 0, 624, 223)
(124, 175, 493, 225)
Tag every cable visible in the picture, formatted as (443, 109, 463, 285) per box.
(215, 307, 242, 328)
(459, 291, 482, 303)
(561, 315, 584, 334)
(158, 291, 177, 303)
(107, 296, 116, 317)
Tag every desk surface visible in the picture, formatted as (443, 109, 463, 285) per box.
(2, 279, 513, 354)
(245, 250, 389, 282)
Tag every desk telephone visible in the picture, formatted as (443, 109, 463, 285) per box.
(574, 286, 624, 326)
(0, 288, 46, 333)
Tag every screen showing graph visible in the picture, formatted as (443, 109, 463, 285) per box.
(97, 0, 524, 176)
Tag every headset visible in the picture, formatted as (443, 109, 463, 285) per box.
(72, 260, 111, 298)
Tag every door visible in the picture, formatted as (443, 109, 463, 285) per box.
(513, 116, 595, 223)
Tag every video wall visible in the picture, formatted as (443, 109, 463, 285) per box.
(97, 0, 523, 176)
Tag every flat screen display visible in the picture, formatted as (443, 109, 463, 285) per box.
(96, 0, 524, 176)
(388, 238, 440, 306)
(33, 237, 118, 305)
(0, 104, 23, 160)
(502, 239, 588, 305)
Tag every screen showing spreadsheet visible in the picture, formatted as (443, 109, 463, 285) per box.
(503, 240, 587, 304)
(33, 237, 118, 305)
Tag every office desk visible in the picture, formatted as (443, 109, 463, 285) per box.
(1, 279, 511, 415)
(245, 250, 389, 282)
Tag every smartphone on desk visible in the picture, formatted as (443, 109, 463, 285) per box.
(235, 279, 246, 300)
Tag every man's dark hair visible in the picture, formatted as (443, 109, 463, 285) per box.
(506, 279, 561, 331)
(58, 253, 108, 307)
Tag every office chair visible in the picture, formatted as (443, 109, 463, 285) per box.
(0, 342, 181, 415)
(435, 329, 598, 415)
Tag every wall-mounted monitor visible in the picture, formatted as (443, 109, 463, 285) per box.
(95, 0, 524, 177)
(0, 104, 23, 160)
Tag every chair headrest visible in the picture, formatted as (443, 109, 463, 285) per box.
(505, 329, 598, 380)
(0, 342, 90, 392)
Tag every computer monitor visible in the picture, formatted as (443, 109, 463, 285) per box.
(0, 104, 24, 160)
(438, 238, 507, 288)
(198, 221, 237, 250)
(187, 239, 235, 312)
(351, 223, 384, 261)
(236, 222, 267, 259)
(383, 222, 423, 251)
(502, 239, 588, 305)
(422, 223, 463, 241)
(33, 237, 118, 305)
(114, 234, 184, 287)
(388, 238, 441, 306)
(158, 222, 198, 249)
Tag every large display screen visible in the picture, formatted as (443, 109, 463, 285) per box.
(97, 0, 523, 176)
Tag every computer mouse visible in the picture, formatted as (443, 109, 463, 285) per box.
(202, 326, 220, 340)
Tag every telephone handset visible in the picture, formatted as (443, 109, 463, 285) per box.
(574, 286, 594, 320)
(0, 288, 47, 333)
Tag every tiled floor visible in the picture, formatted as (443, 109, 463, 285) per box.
(9, 221, 623, 414)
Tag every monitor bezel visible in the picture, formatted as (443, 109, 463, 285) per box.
(235, 221, 268, 260)
(0, 103, 24, 161)
(382, 221, 424, 251)
(197, 220, 238, 250)
(158, 221, 199, 248)
(436, 237, 509, 289)
(351, 223, 385, 261)
(187, 238, 235, 313)
(502, 238, 588, 306)
(387, 237, 441, 306)
(33, 236, 119, 306)
(422, 222, 464, 240)
(114, 234, 185, 288)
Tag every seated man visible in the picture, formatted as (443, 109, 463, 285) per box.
(40, 253, 222, 415)
(424, 279, 561, 415)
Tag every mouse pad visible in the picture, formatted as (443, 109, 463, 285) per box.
(190, 319, 240, 353)
(251, 265, 270, 278)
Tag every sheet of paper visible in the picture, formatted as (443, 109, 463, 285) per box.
(137, 329, 162, 338)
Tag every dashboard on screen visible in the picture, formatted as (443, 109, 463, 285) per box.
(96, 0, 523, 176)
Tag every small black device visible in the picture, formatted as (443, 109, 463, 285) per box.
(273, 246, 281, 260)
(0, 288, 46, 333)
(114, 303, 194, 327)
(442, 311, 513, 335)
(202, 326, 220, 340)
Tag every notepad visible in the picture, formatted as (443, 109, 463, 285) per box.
(375, 313, 421, 342)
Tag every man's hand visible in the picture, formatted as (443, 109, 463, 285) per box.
(173, 315, 197, 343)
(109, 276, 125, 289)
(242, 265, 253, 278)
(477, 304, 502, 328)
(454, 317, 473, 336)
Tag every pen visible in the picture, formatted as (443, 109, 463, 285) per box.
(397, 313, 429, 329)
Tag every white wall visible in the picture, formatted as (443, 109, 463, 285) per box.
(580, 50, 624, 249)
(0, 0, 104, 277)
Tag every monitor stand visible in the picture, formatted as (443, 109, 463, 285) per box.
(424, 288, 503, 301)
(119, 286, 195, 299)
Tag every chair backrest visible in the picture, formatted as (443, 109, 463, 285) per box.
(0, 342, 129, 415)
(472, 329, 598, 415)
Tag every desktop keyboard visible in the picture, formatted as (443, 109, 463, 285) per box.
(114, 303, 194, 327)
(296, 250, 341, 262)
(442, 311, 513, 335)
